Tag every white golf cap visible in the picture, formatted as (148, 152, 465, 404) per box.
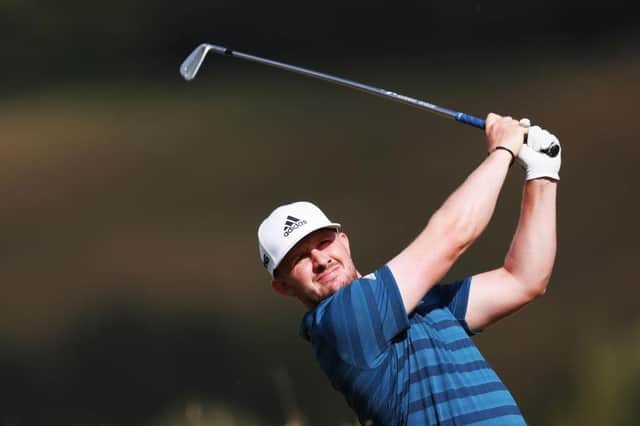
(258, 201, 340, 276)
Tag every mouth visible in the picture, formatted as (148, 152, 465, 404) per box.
(316, 265, 340, 284)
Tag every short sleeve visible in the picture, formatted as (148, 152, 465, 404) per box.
(418, 276, 475, 334)
(302, 265, 410, 368)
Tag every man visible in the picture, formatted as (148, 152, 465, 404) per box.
(258, 113, 560, 425)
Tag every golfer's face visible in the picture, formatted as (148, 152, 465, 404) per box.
(279, 229, 358, 306)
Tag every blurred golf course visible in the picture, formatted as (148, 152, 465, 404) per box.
(1, 2, 639, 425)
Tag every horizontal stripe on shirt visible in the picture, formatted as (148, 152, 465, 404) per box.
(408, 381, 509, 413)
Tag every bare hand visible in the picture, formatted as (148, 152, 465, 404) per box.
(485, 113, 527, 157)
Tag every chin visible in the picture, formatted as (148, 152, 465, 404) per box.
(327, 273, 355, 292)
(315, 280, 342, 300)
(314, 268, 357, 299)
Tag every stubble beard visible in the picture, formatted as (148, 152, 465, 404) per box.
(316, 260, 359, 299)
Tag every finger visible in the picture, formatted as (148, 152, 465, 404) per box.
(485, 112, 501, 127)
(519, 118, 531, 128)
(527, 126, 543, 150)
(541, 130, 552, 149)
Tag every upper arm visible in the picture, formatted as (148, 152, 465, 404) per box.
(465, 267, 541, 331)
(387, 212, 468, 314)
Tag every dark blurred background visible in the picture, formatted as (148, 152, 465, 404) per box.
(1, 1, 639, 425)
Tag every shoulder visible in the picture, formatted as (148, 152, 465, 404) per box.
(301, 265, 410, 363)
(300, 270, 383, 340)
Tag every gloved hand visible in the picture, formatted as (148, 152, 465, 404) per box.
(517, 119, 561, 181)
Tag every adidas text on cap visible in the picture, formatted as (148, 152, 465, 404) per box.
(258, 201, 341, 276)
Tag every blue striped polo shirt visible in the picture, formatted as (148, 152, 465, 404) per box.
(300, 265, 525, 425)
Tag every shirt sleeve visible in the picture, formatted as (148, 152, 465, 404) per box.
(418, 276, 475, 334)
(308, 265, 410, 368)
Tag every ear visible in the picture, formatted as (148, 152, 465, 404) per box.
(338, 231, 351, 254)
(272, 278, 295, 297)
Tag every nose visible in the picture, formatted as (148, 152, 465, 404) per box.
(311, 248, 331, 271)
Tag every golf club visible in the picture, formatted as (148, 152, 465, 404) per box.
(179, 43, 559, 157)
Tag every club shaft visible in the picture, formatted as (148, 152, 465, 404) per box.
(210, 45, 486, 129)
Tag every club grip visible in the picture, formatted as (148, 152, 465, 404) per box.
(454, 113, 486, 129)
(456, 112, 559, 158)
(523, 134, 560, 157)
(543, 143, 560, 157)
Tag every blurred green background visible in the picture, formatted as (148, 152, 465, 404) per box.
(1, 2, 639, 425)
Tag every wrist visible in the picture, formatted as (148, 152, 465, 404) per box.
(489, 146, 515, 167)
(525, 168, 560, 182)
(524, 178, 559, 199)
(525, 177, 559, 187)
(527, 174, 560, 183)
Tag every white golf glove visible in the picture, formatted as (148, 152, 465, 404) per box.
(517, 119, 561, 181)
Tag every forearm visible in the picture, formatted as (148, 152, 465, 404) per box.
(434, 149, 512, 250)
(504, 179, 558, 295)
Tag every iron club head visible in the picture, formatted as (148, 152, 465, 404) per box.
(179, 44, 211, 81)
(180, 44, 229, 81)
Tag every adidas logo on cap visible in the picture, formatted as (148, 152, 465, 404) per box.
(283, 215, 307, 237)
